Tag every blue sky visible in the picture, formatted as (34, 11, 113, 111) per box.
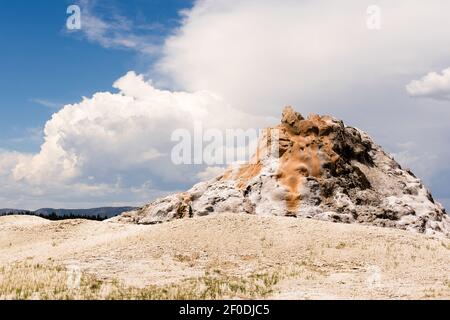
(0, 0, 449, 210)
(0, 0, 191, 153)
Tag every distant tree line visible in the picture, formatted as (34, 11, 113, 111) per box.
(0, 211, 108, 221)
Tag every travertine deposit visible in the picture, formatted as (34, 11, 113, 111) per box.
(112, 107, 450, 237)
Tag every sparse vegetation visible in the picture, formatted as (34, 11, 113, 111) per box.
(174, 252, 200, 267)
(1, 213, 449, 299)
(0, 262, 288, 300)
(335, 241, 347, 249)
(445, 280, 450, 289)
(0, 259, 336, 300)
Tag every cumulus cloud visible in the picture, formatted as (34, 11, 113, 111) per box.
(156, 0, 450, 115)
(4, 0, 450, 209)
(406, 68, 450, 100)
(153, 0, 450, 210)
(0, 72, 272, 209)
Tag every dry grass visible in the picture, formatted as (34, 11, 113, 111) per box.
(0, 262, 290, 300)
(1, 213, 449, 300)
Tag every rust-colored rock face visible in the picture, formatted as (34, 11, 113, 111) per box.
(235, 163, 263, 190)
(263, 106, 372, 214)
(113, 106, 450, 238)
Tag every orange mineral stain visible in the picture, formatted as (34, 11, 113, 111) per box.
(221, 107, 343, 215)
(277, 128, 321, 214)
(274, 108, 342, 215)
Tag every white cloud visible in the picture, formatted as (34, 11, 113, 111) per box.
(0, 72, 271, 209)
(406, 68, 450, 100)
(196, 166, 226, 181)
(73, 0, 158, 54)
(392, 149, 439, 181)
(4, 0, 450, 209)
(153, 0, 450, 211)
(30, 99, 62, 109)
(156, 0, 450, 114)
(0, 151, 32, 179)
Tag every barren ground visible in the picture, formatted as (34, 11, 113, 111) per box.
(0, 213, 449, 299)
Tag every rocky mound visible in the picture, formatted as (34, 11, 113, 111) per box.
(112, 107, 450, 237)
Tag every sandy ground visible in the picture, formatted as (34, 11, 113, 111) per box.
(0, 213, 449, 299)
